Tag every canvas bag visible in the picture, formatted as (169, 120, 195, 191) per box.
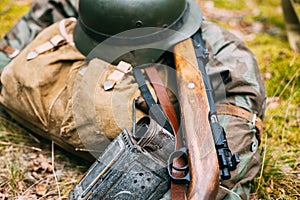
(0, 18, 168, 159)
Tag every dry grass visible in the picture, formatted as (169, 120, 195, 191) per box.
(0, 112, 88, 199)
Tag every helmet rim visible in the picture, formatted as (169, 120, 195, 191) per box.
(73, 0, 203, 64)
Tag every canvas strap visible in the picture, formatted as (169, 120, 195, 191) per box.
(26, 18, 76, 60)
(103, 61, 132, 91)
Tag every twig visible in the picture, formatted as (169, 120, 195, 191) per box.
(0, 140, 42, 151)
(219, 185, 242, 199)
(22, 178, 47, 196)
(256, 133, 268, 193)
(277, 65, 299, 98)
(289, 54, 298, 67)
(51, 141, 61, 199)
(38, 190, 58, 200)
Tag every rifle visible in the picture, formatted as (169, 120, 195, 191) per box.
(170, 36, 219, 199)
(170, 32, 239, 199)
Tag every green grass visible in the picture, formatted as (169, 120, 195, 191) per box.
(223, 0, 300, 199)
(0, 1, 30, 37)
(0, 0, 299, 199)
(250, 35, 300, 102)
(212, 0, 248, 10)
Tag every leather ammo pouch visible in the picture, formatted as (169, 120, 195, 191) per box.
(69, 116, 175, 200)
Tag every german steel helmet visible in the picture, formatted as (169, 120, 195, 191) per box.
(73, 0, 203, 64)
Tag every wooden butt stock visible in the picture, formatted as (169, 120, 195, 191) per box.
(174, 38, 219, 199)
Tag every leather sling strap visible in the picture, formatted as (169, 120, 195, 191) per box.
(133, 67, 173, 134)
(144, 66, 179, 134)
(216, 104, 263, 143)
(145, 65, 187, 200)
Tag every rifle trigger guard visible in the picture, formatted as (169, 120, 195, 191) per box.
(167, 147, 190, 184)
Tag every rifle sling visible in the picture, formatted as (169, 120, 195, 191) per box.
(144, 66, 187, 200)
(133, 67, 173, 134)
(144, 66, 179, 135)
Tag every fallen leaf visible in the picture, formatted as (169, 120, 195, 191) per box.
(28, 152, 37, 159)
(266, 187, 273, 193)
(266, 97, 281, 109)
(288, 119, 300, 127)
(280, 164, 293, 173)
(264, 72, 272, 79)
(41, 161, 53, 172)
(35, 183, 47, 196)
(31, 171, 41, 180)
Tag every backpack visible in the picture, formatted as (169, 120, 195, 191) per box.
(0, 18, 169, 160)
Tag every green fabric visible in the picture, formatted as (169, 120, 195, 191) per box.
(203, 21, 266, 119)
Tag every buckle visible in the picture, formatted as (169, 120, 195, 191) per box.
(251, 113, 257, 127)
(0, 43, 20, 59)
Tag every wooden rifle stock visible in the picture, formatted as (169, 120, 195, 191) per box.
(173, 38, 219, 199)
